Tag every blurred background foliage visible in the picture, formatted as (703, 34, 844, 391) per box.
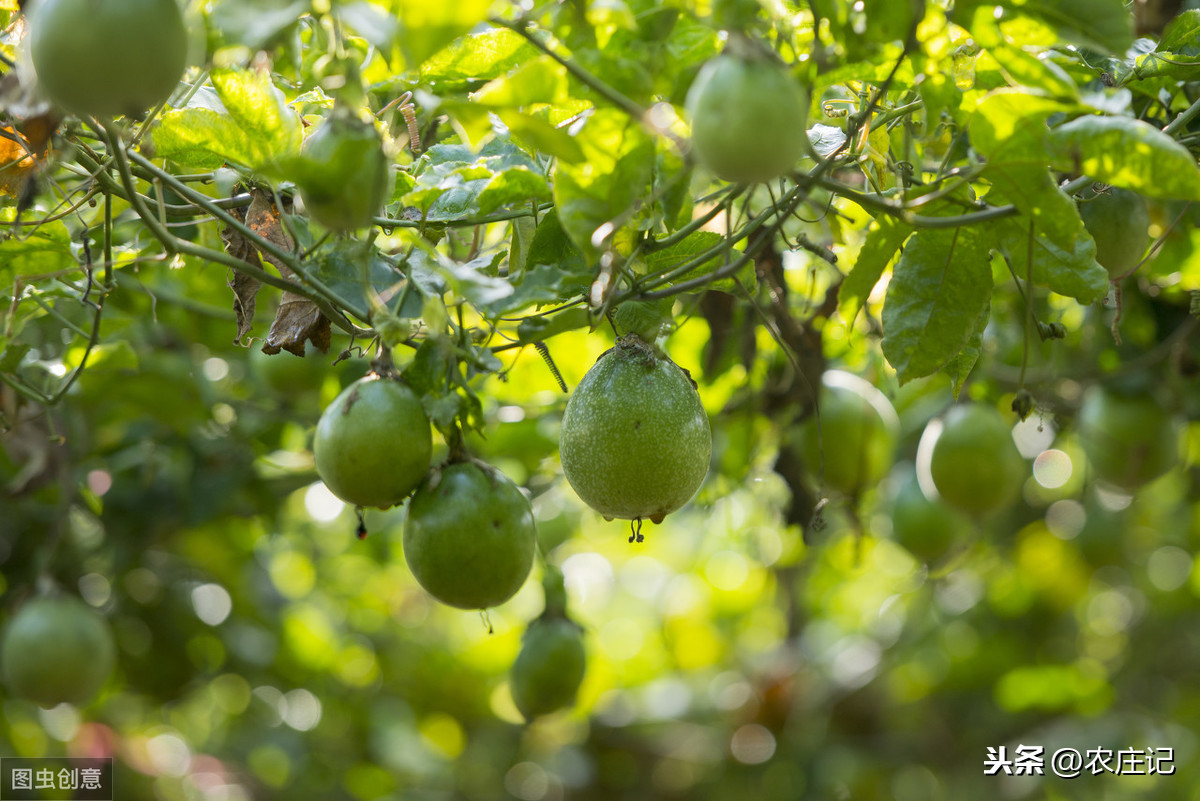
(1, 0, 1200, 799)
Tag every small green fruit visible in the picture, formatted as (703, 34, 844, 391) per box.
(927, 404, 1026, 516)
(1078, 187, 1150, 279)
(888, 466, 968, 562)
(559, 335, 711, 523)
(1078, 387, 1180, 490)
(313, 375, 432, 508)
(510, 618, 586, 721)
(298, 111, 389, 231)
(1, 596, 115, 707)
(685, 53, 808, 184)
(797, 370, 898, 496)
(29, 0, 188, 118)
(403, 461, 536, 609)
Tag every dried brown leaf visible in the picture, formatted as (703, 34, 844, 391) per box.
(222, 201, 264, 344)
(242, 189, 329, 355)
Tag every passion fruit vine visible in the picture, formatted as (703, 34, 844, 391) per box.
(558, 335, 711, 531)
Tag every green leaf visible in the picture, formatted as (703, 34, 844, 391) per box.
(516, 308, 592, 343)
(484, 262, 593, 317)
(208, 0, 309, 50)
(526, 209, 588, 273)
(552, 109, 655, 260)
(955, 0, 1133, 54)
(941, 301, 989, 398)
(420, 29, 538, 91)
(150, 107, 248, 170)
(1126, 12, 1200, 81)
(881, 227, 996, 384)
(1157, 9, 1200, 54)
(391, 0, 493, 68)
(495, 110, 587, 164)
(968, 89, 1070, 164)
(305, 240, 433, 320)
(470, 56, 570, 107)
(839, 217, 912, 322)
(401, 136, 549, 221)
(337, 2, 400, 51)
(1046, 115, 1200, 200)
(983, 164, 1081, 249)
(433, 252, 513, 308)
(476, 168, 551, 216)
(151, 70, 302, 170)
(997, 219, 1109, 303)
(0, 216, 75, 283)
(213, 69, 302, 160)
(644, 231, 750, 294)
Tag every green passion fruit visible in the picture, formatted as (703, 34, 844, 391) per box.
(1, 595, 115, 707)
(297, 110, 389, 232)
(403, 461, 537, 610)
(797, 370, 899, 496)
(558, 335, 711, 525)
(1077, 387, 1180, 490)
(1078, 186, 1150, 279)
(685, 52, 808, 184)
(510, 618, 587, 721)
(29, 0, 187, 118)
(926, 404, 1027, 516)
(313, 375, 432, 509)
(888, 465, 969, 562)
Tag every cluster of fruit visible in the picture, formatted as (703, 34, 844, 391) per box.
(308, 333, 711, 717)
(800, 371, 1182, 562)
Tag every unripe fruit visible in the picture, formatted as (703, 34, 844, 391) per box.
(1, 596, 115, 707)
(927, 404, 1026, 516)
(559, 335, 711, 523)
(298, 111, 389, 231)
(403, 461, 536, 609)
(685, 53, 808, 184)
(510, 618, 586, 721)
(1077, 387, 1180, 489)
(1078, 187, 1150, 279)
(797, 370, 898, 496)
(313, 375, 432, 509)
(29, 0, 188, 118)
(888, 466, 968, 562)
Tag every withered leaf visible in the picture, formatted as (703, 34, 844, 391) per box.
(222, 201, 263, 344)
(228, 270, 260, 344)
(264, 298, 330, 356)
(246, 189, 328, 355)
(224, 189, 329, 353)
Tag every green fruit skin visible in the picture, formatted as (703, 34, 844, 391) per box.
(685, 55, 808, 184)
(798, 384, 896, 496)
(559, 336, 711, 522)
(29, 0, 187, 118)
(1, 596, 115, 708)
(403, 462, 537, 609)
(889, 468, 967, 562)
(929, 404, 1026, 516)
(1079, 188, 1150, 279)
(1078, 388, 1180, 489)
(510, 618, 586, 721)
(313, 376, 432, 509)
(299, 114, 389, 231)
